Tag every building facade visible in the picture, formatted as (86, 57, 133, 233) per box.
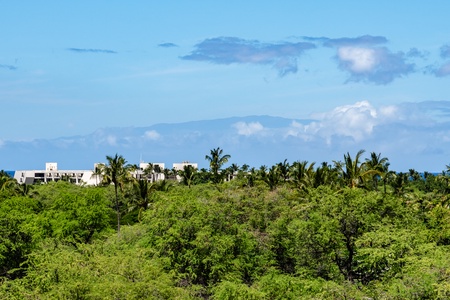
(11, 161, 198, 185)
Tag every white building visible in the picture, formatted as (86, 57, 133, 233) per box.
(172, 161, 198, 172)
(12, 161, 198, 186)
(14, 162, 95, 185)
(172, 161, 198, 181)
(132, 162, 166, 182)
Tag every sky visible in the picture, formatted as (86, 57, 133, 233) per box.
(2, 1, 450, 171)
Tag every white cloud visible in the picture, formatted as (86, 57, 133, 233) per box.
(310, 101, 379, 143)
(316, 36, 416, 84)
(233, 121, 264, 136)
(338, 47, 377, 73)
(0, 139, 3, 148)
(285, 121, 304, 136)
(143, 130, 160, 140)
(378, 105, 398, 118)
(106, 135, 117, 146)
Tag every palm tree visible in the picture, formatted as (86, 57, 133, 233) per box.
(246, 167, 257, 187)
(91, 164, 103, 186)
(153, 179, 173, 192)
(257, 165, 268, 179)
(163, 168, 171, 180)
(334, 150, 374, 188)
(365, 152, 390, 191)
(0, 170, 17, 194)
(129, 179, 157, 222)
(391, 172, 409, 196)
(314, 162, 338, 188)
(16, 183, 38, 198)
(179, 164, 197, 188)
(205, 147, 231, 184)
(263, 165, 280, 190)
(100, 154, 132, 233)
(143, 163, 154, 182)
(291, 160, 315, 191)
(228, 163, 240, 181)
(277, 159, 290, 182)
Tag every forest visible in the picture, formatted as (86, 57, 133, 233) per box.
(1, 148, 450, 299)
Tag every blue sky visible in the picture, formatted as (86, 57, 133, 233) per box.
(2, 1, 450, 171)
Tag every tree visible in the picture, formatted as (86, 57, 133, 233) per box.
(143, 163, 154, 182)
(90, 164, 103, 186)
(36, 185, 112, 244)
(365, 152, 389, 191)
(205, 147, 231, 184)
(0, 170, 17, 194)
(227, 163, 240, 181)
(0, 196, 40, 279)
(277, 159, 291, 182)
(99, 154, 132, 233)
(334, 150, 376, 188)
(129, 179, 157, 221)
(390, 172, 409, 196)
(290, 161, 315, 191)
(262, 165, 280, 190)
(246, 167, 257, 187)
(314, 162, 338, 188)
(179, 165, 197, 188)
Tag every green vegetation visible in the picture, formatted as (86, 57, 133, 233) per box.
(2, 150, 450, 299)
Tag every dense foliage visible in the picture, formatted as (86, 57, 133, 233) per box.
(2, 150, 450, 299)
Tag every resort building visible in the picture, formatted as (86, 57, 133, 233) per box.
(11, 161, 198, 185)
(172, 161, 198, 171)
(132, 162, 166, 182)
(13, 162, 95, 185)
(172, 161, 198, 181)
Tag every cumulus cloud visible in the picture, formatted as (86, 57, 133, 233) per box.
(233, 101, 450, 151)
(181, 36, 316, 76)
(67, 48, 117, 54)
(305, 35, 415, 84)
(233, 121, 264, 136)
(337, 46, 414, 84)
(309, 101, 381, 143)
(286, 100, 450, 151)
(143, 130, 161, 140)
(338, 47, 377, 73)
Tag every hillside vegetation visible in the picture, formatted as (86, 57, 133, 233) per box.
(1, 150, 450, 299)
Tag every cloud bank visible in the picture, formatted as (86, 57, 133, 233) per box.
(2, 101, 450, 171)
